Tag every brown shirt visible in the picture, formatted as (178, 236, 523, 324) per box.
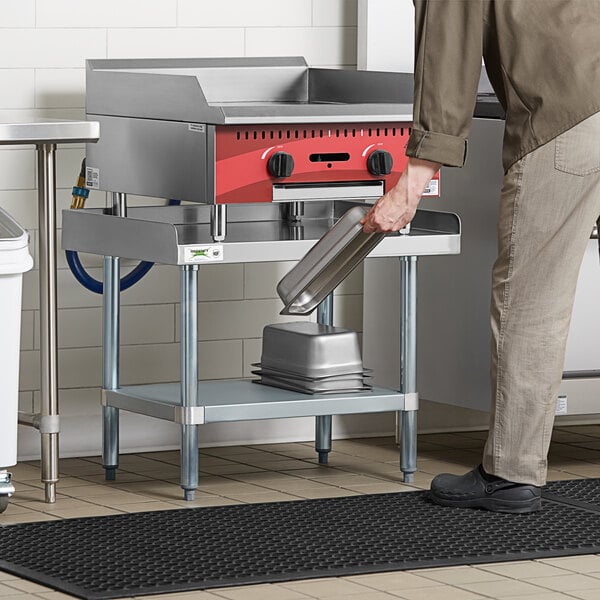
(405, 0, 600, 171)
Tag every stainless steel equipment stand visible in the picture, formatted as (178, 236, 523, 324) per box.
(62, 201, 460, 499)
(101, 255, 420, 492)
(0, 119, 99, 503)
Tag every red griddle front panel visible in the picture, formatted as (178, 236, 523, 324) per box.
(215, 123, 416, 204)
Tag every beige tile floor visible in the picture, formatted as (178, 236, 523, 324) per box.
(4, 425, 600, 599)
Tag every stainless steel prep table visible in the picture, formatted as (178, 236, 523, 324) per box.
(0, 119, 100, 503)
(63, 201, 460, 499)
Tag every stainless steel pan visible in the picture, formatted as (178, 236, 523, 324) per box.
(277, 206, 385, 315)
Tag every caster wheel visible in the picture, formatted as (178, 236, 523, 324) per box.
(0, 496, 9, 514)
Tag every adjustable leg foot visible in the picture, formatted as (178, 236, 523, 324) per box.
(315, 415, 332, 466)
(318, 451, 330, 465)
(102, 405, 120, 483)
(399, 409, 417, 484)
(44, 482, 56, 503)
(183, 489, 195, 501)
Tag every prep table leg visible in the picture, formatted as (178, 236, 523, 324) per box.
(37, 144, 59, 503)
(180, 265, 199, 501)
(102, 192, 126, 481)
(399, 256, 418, 483)
(315, 293, 334, 464)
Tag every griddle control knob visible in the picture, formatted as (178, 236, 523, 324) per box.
(367, 150, 394, 176)
(268, 152, 295, 178)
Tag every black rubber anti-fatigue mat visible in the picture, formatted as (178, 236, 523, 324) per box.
(2, 482, 600, 600)
(543, 478, 600, 511)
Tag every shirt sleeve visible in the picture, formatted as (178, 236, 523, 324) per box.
(406, 0, 484, 167)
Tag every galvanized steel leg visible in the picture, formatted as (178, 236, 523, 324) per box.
(37, 144, 59, 503)
(180, 265, 199, 500)
(102, 255, 120, 480)
(102, 192, 126, 481)
(315, 293, 334, 464)
(399, 256, 418, 483)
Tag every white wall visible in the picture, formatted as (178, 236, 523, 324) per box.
(357, 0, 414, 72)
(0, 0, 390, 460)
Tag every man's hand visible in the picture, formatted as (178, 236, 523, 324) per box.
(361, 157, 441, 233)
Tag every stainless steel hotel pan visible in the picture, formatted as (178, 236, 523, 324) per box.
(260, 322, 364, 379)
(277, 206, 385, 315)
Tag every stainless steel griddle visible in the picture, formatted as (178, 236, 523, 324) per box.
(61, 57, 460, 500)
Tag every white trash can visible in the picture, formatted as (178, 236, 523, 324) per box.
(0, 207, 33, 474)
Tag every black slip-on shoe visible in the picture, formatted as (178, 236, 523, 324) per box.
(429, 465, 542, 513)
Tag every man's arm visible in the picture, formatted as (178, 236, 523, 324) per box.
(363, 0, 483, 232)
(408, 0, 484, 167)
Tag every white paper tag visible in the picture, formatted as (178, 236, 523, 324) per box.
(556, 395, 568, 415)
(85, 167, 100, 190)
(422, 178, 439, 196)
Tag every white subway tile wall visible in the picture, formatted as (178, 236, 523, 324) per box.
(35, 0, 179, 28)
(178, 0, 313, 28)
(0, 29, 107, 68)
(0, 70, 35, 108)
(1, 0, 362, 459)
(107, 28, 245, 59)
(0, 149, 35, 190)
(35, 69, 86, 109)
(2, 0, 35, 28)
(246, 27, 357, 65)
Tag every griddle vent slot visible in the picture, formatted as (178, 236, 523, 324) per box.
(235, 127, 411, 141)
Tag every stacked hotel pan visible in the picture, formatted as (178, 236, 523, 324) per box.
(253, 322, 372, 394)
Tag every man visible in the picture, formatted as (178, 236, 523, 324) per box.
(362, 0, 600, 513)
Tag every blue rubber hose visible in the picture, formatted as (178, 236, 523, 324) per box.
(65, 250, 155, 293)
(66, 199, 181, 294)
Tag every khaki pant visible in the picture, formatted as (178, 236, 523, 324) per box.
(482, 112, 600, 486)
